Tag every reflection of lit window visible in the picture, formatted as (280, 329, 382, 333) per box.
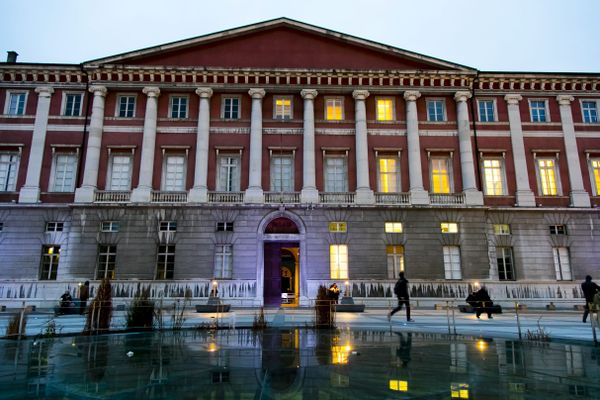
(451, 383, 469, 399)
(330, 245, 348, 279)
(385, 222, 403, 233)
(376, 98, 394, 121)
(389, 380, 408, 392)
(441, 222, 458, 233)
(331, 371, 349, 387)
(331, 343, 352, 365)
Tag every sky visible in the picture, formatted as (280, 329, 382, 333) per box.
(1, 0, 599, 72)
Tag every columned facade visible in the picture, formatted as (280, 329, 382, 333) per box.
(189, 87, 213, 203)
(454, 91, 483, 205)
(300, 89, 319, 203)
(352, 90, 375, 204)
(245, 88, 266, 203)
(404, 90, 428, 205)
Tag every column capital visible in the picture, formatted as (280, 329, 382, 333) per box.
(35, 86, 54, 97)
(89, 85, 107, 97)
(556, 95, 575, 106)
(195, 87, 213, 98)
(142, 86, 160, 97)
(504, 94, 523, 105)
(248, 88, 266, 99)
(454, 91, 472, 103)
(352, 90, 370, 100)
(403, 90, 421, 102)
(301, 89, 318, 100)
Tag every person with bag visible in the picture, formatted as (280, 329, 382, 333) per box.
(388, 272, 414, 322)
(582, 275, 600, 323)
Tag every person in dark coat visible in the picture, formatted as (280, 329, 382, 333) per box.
(79, 281, 90, 315)
(328, 283, 340, 304)
(582, 275, 600, 323)
(473, 287, 493, 319)
(388, 272, 414, 322)
(59, 291, 73, 314)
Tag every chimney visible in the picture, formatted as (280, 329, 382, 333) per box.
(6, 51, 18, 63)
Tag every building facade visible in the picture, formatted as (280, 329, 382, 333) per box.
(0, 19, 599, 307)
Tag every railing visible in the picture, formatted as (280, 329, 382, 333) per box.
(375, 192, 411, 205)
(429, 193, 465, 205)
(319, 192, 355, 204)
(94, 190, 131, 203)
(264, 191, 301, 204)
(208, 191, 245, 203)
(151, 191, 188, 203)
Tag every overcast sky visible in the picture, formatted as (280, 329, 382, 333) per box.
(2, 0, 599, 72)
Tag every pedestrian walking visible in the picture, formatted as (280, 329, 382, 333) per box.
(582, 275, 600, 323)
(388, 272, 414, 322)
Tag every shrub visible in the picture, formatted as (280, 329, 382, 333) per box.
(252, 307, 267, 330)
(126, 289, 155, 331)
(315, 285, 335, 328)
(84, 278, 113, 335)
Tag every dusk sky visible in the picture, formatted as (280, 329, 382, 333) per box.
(2, 0, 599, 72)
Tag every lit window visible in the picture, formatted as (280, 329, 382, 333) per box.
(216, 222, 234, 232)
(451, 383, 469, 399)
(326, 98, 344, 121)
(170, 96, 188, 118)
(270, 154, 294, 192)
(536, 158, 559, 195)
(493, 224, 511, 235)
(478, 100, 495, 122)
(590, 159, 600, 195)
(0, 153, 20, 192)
(117, 95, 136, 117)
(222, 97, 240, 119)
(441, 222, 458, 233)
(216, 155, 241, 192)
(378, 157, 400, 193)
(549, 225, 567, 235)
(427, 100, 445, 122)
(386, 245, 404, 279)
(481, 158, 505, 196)
(7, 92, 26, 115)
(385, 222, 403, 233)
(431, 157, 451, 193)
(582, 101, 598, 124)
(529, 100, 548, 122)
(100, 221, 120, 232)
(97, 245, 116, 279)
(50, 153, 77, 192)
(329, 222, 347, 233)
(162, 154, 186, 191)
(40, 245, 60, 280)
(389, 380, 408, 392)
(376, 98, 394, 121)
(324, 156, 348, 192)
(330, 245, 348, 279)
(274, 97, 292, 120)
(46, 222, 64, 232)
(553, 247, 571, 280)
(108, 154, 132, 190)
(214, 244, 233, 278)
(156, 244, 175, 280)
(159, 221, 177, 232)
(496, 247, 515, 280)
(63, 93, 83, 116)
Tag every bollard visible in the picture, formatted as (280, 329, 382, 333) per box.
(515, 301, 522, 340)
(590, 302, 597, 345)
(451, 300, 457, 335)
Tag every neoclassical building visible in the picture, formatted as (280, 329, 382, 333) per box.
(0, 18, 599, 307)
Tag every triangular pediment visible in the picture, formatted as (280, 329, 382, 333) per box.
(85, 18, 473, 72)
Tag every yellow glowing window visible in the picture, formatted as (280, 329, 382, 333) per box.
(331, 343, 352, 364)
(385, 222, 403, 233)
(378, 157, 399, 192)
(329, 221, 347, 232)
(274, 97, 292, 119)
(493, 224, 511, 235)
(330, 245, 348, 279)
(537, 158, 558, 195)
(389, 380, 408, 392)
(482, 159, 505, 195)
(441, 222, 458, 233)
(451, 383, 469, 399)
(376, 99, 394, 121)
(387, 245, 404, 278)
(326, 98, 343, 120)
(591, 159, 600, 195)
(431, 157, 451, 193)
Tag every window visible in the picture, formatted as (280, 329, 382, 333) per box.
(590, 158, 600, 195)
(536, 158, 559, 195)
(6, 92, 26, 115)
(214, 244, 233, 278)
(376, 98, 394, 121)
(46, 222, 64, 232)
(100, 221, 120, 232)
(582, 101, 598, 124)
(529, 100, 548, 122)
(117, 95, 136, 118)
(497, 247, 515, 280)
(328, 222, 347, 233)
(96, 245, 116, 279)
(40, 245, 60, 280)
(162, 154, 186, 191)
(386, 245, 404, 279)
(481, 158, 506, 195)
(63, 93, 83, 116)
(443, 246, 462, 279)
(0, 153, 20, 191)
(156, 245, 175, 279)
(430, 157, 451, 193)
(50, 153, 77, 192)
(159, 221, 177, 232)
(493, 224, 511, 235)
(427, 100, 445, 122)
(170, 96, 188, 118)
(222, 97, 240, 119)
(377, 156, 400, 193)
(325, 97, 344, 121)
(478, 100, 495, 122)
(385, 222, 403, 233)
(216, 155, 241, 191)
(270, 154, 294, 192)
(108, 154, 132, 190)
(216, 222, 234, 232)
(274, 96, 292, 120)
(324, 156, 348, 192)
(549, 225, 567, 235)
(552, 247, 571, 280)
(330, 244, 348, 279)
(441, 222, 458, 233)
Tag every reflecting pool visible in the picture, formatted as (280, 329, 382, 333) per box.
(1, 329, 599, 399)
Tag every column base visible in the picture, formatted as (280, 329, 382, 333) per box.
(244, 187, 264, 204)
(355, 188, 375, 205)
(570, 190, 591, 208)
(130, 186, 152, 203)
(463, 189, 484, 206)
(515, 190, 536, 207)
(188, 187, 208, 203)
(409, 188, 430, 205)
(18, 186, 41, 203)
(300, 187, 319, 204)
(74, 186, 97, 203)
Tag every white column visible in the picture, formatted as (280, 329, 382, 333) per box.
(300, 89, 319, 203)
(131, 86, 160, 203)
(19, 86, 54, 203)
(504, 94, 535, 207)
(352, 90, 375, 204)
(189, 87, 213, 203)
(245, 88, 266, 203)
(404, 90, 429, 205)
(454, 91, 483, 205)
(557, 95, 591, 207)
(75, 85, 107, 203)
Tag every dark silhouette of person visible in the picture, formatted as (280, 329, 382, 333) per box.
(79, 281, 90, 315)
(473, 287, 493, 319)
(328, 283, 340, 304)
(59, 291, 73, 314)
(396, 332, 412, 367)
(582, 275, 600, 323)
(388, 272, 414, 322)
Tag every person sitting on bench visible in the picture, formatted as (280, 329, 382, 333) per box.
(470, 287, 494, 319)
